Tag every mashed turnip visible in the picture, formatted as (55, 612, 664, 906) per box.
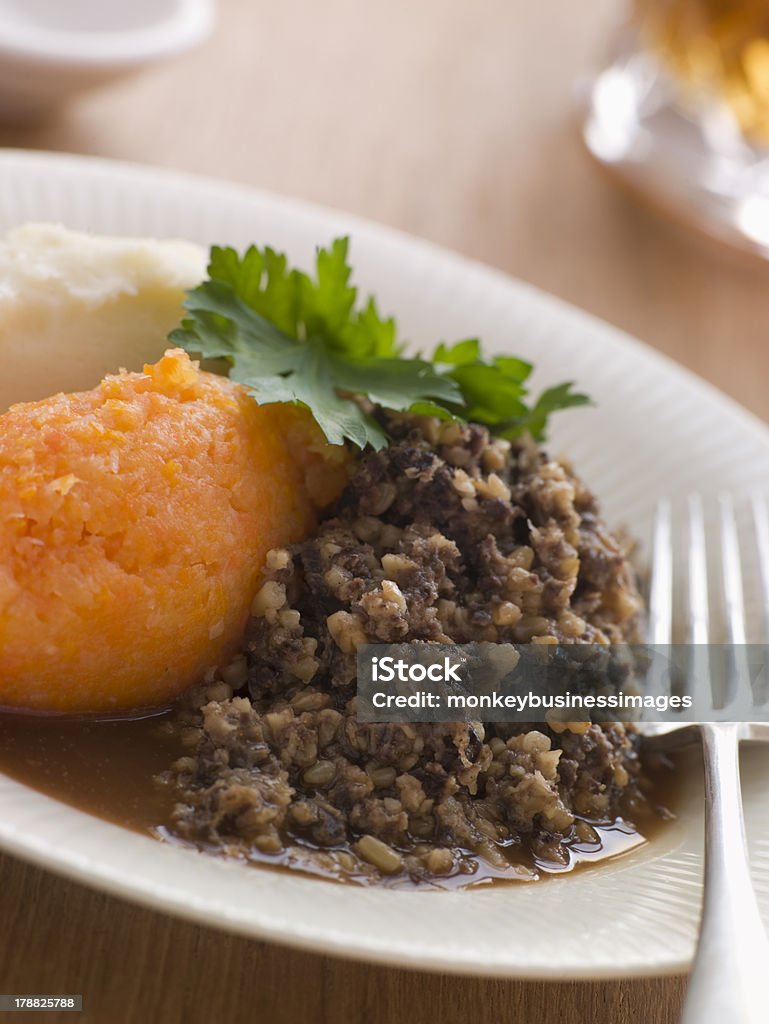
(0, 349, 348, 714)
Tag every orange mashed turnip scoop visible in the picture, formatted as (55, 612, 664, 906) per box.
(0, 349, 349, 715)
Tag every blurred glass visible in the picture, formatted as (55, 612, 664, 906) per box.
(583, 1, 769, 256)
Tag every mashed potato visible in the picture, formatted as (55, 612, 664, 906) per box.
(0, 223, 206, 412)
(0, 349, 348, 714)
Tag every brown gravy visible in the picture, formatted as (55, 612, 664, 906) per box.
(0, 709, 182, 834)
(0, 710, 676, 888)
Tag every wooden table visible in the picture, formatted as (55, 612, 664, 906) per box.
(0, 0, 765, 1020)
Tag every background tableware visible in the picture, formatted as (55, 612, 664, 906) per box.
(0, 0, 214, 121)
(583, 0, 769, 259)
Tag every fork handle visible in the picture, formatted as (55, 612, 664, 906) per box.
(681, 723, 769, 1024)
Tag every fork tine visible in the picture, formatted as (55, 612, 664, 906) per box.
(688, 494, 710, 646)
(751, 494, 769, 705)
(719, 493, 752, 713)
(687, 494, 712, 716)
(719, 493, 747, 647)
(646, 499, 673, 705)
(751, 494, 769, 644)
(648, 498, 672, 646)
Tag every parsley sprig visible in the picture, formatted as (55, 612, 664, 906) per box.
(170, 238, 589, 449)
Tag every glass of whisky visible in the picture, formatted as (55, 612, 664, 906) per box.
(583, 1, 769, 256)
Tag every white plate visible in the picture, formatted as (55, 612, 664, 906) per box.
(1, 149, 768, 980)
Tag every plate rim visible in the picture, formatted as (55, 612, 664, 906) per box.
(0, 770, 692, 981)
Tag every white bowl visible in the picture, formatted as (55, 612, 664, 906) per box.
(0, 0, 214, 121)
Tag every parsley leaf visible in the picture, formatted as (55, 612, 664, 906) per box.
(171, 244, 457, 449)
(431, 339, 590, 441)
(170, 238, 590, 449)
(511, 382, 592, 442)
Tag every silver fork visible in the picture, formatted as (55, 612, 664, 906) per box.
(645, 494, 769, 1024)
